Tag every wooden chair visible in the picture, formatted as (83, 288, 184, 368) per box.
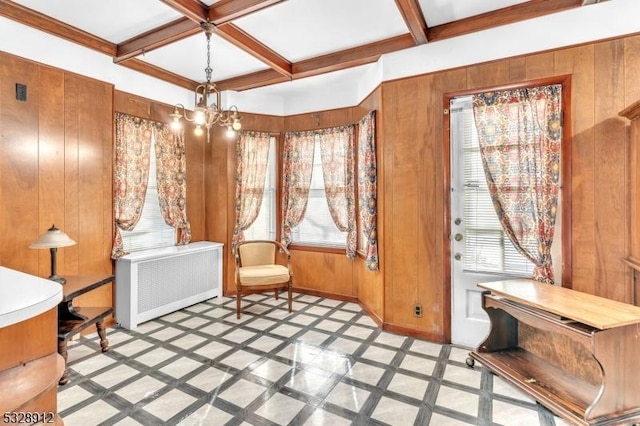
(234, 240, 293, 319)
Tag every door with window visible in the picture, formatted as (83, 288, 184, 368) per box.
(449, 95, 561, 348)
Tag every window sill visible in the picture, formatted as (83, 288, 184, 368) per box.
(288, 243, 345, 255)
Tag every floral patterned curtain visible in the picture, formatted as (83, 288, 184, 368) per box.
(358, 111, 379, 271)
(319, 125, 356, 258)
(232, 131, 271, 248)
(472, 84, 562, 283)
(112, 113, 154, 258)
(155, 124, 191, 246)
(112, 113, 191, 259)
(281, 130, 316, 247)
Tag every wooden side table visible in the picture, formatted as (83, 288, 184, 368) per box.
(58, 274, 114, 385)
(468, 279, 640, 425)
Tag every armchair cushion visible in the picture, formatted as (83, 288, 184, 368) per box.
(239, 264, 290, 286)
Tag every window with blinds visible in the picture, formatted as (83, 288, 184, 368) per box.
(120, 137, 176, 252)
(292, 137, 347, 246)
(455, 98, 534, 276)
(244, 136, 277, 241)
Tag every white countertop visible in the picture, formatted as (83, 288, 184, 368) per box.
(0, 266, 63, 328)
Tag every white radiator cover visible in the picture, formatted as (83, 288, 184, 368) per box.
(115, 241, 223, 330)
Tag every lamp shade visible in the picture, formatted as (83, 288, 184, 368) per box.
(29, 225, 76, 249)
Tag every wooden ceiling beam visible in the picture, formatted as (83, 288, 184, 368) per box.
(119, 58, 199, 92)
(215, 24, 292, 78)
(428, 0, 583, 42)
(394, 0, 429, 45)
(0, 0, 116, 56)
(209, 0, 286, 25)
(215, 68, 290, 91)
(292, 34, 415, 79)
(159, 0, 207, 23)
(114, 18, 200, 63)
(215, 34, 415, 91)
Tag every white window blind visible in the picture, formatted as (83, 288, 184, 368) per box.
(244, 136, 277, 241)
(120, 136, 176, 252)
(292, 136, 347, 246)
(457, 100, 534, 276)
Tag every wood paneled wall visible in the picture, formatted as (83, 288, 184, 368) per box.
(3, 32, 640, 343)
(378, 34, 640, 340)
(0, 52, 113, 308)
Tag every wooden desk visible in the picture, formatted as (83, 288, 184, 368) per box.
(58, 274, 114, 385)
(468, 279, 640, 426)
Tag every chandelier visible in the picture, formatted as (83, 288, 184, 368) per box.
(170, 21, 241, 142)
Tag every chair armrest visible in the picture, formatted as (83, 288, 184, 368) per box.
(273, 240, 292, 274)
(234, 247, 241, 285)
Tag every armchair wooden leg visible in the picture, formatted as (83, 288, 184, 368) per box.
(236, 292, 241, 319)
(275, 289, 279, 300)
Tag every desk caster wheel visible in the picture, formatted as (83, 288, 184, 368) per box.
(465, 357, 475, 368)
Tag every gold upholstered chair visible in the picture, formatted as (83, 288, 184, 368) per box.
(234, 240, 293, 319)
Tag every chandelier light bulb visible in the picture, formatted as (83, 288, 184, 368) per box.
(170, 118, 182, 132)
(226, 126, 235, 138)
(232, 118, 242, 131)
(194, 109, 206, 125)
(194, 125, 204, 136)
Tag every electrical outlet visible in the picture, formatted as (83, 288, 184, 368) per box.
(15, 83, 27, 101)
(413, 303, 423, 317)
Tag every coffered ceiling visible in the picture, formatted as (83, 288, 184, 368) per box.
(0, 0, 608, 100)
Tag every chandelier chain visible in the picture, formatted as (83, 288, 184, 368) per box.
(205, 29, 212, 83)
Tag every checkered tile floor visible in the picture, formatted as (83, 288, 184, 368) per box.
(58, 293, 570, 425)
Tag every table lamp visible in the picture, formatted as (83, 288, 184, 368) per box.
(29, 224, 76, 284)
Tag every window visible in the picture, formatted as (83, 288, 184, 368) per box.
(120, 137, 176, 252)
(244, 136, 277, 240)
(454, 97, 536, 276)
(292, 136, 347, 246)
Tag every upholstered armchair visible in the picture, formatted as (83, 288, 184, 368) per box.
(234, 240, 293, 319)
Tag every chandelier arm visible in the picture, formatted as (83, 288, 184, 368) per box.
(173, 103, 197, 123)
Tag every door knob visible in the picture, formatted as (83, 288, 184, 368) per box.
(454, 218, 462, 225)
(454, 233, 463, 241)
(454, 253, 462, 261)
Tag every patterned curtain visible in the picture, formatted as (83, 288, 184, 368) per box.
(155, 124, 191, 246)
(358, 111, 379, 271)
(232, 131, 271, 248)
(319, 125, 356, 258)
(472, 84, 562, 283)
(281, 130, 316, 247)
(112, 113, 154, 259)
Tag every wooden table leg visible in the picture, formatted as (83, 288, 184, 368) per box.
(96, 320, 109, 352)
(58, 339, 69, 385)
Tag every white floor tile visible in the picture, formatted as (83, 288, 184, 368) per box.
(92, 363, 140, 388)
(250, 359, 292, 383)
(371, 396, 420, 425)
(62, 400, 119, 426)
(186, 366, 232, 392)
(218, 378, 266, 408)
(159, 356, 204, 378)
(325, 381, 370, 412)
(143, 389, 197, 421)
(114, 376, 166, 403)
(254, 392, 305, 424)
